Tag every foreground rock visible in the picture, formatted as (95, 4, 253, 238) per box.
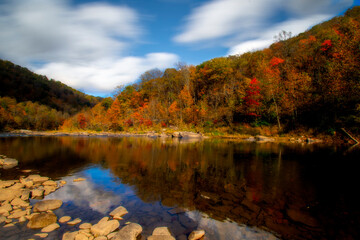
(109, 206, 128, 219)
(112, 223, 142, 240)
(91, 217, 119, 237)
(27, 212, 57, 229)
(34, 199, 63, 212)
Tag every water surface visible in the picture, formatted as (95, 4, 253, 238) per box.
(0, 136, 359, 240)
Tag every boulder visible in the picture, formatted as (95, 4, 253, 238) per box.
(27, 175, 49, 184)
(91, 218, 119, 237)
(8, 183, 25, 190)
(44, 185, 57, 195)
(8, 210, 27, 218)
(43, 180, 57, 186)
(33, 199, 63, 212)
(112, 223, 142, 240)
(27, 212, 57, 229)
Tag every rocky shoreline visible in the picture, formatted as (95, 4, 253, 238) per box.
(0, 155, 205, 240)
(0, 129, 326, 144)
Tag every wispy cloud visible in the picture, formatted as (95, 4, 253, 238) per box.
(0, 0, 179, 95)
(174, 0, 354, 55)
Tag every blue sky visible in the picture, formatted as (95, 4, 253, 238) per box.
(0, 0, 357, 96)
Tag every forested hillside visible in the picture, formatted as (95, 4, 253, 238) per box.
(62, 6, 360, 135)
(0, 60, 100, 130)
(0, 60, 100, 114)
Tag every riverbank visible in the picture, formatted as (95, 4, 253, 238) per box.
(0, 129, 353, 145)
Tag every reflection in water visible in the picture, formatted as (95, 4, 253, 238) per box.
(0, 136, 359, 239)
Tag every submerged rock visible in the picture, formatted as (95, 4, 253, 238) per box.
(27, 212, 57, 229)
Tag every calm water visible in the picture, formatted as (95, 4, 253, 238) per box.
(0, 136, 359, 240)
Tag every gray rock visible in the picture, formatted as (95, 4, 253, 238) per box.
(33, 199, 63, 212)
(27, 212, 57, 229)
(112, 223, 142, 240)
(91, 218, 119, 237)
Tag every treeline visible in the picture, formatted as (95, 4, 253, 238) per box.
(0, 96, 67, 130)
(0, 59, 100, 115)
(62, 7, 360, 134)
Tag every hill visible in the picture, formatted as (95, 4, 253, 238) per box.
(60, 6, 360, 137)
(0, 59, 100, 115)
(0, 59, 101, 130)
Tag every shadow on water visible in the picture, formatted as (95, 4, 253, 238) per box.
(1, 136, 360, 239)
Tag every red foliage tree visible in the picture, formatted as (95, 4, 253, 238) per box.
(243, 78, 261, 118)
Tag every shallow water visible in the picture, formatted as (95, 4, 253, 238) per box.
(0, 136, 359, 240)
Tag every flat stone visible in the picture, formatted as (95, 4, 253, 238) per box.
(27, 175, 49, 184)
(11, 197, 29, 207)
(34, 199, 63, 212)
(0, 202, 12, 212)
(91, 219, 119, 237)
(8, 210, 27, 218)
(59, 216, 72, 223)
(112, 223, 142, 240)
(148, 236, 176, 240)
(79, 223, 92, 229)
(94, 236, 107, 240)
(31, 188, 44, 199)
(43, 185, 57, 195)
(188, 230, 205, 240)
(21, 189, 31, 201)
(27, 212, 57, 229)
(0, 215, 6, 223)
(59, 180, 67, 187)
(107, 232, 117, 239)
(75, 233, 89, 240)
(152, 227, 172, 236)
(0, 188, 22, 201)
(41, 223, 60, 232)
(109, 206, 128, 218)
(42, 180, 57, 186)
(73, 178, 86, 182)
(62, 231, 78, 240)
(0, 180, 17, 188)
(34, 233, 48, 238)
(67, 218, 82, 225)
(8, 183, 25, 190)
(19, 216, 27, 222)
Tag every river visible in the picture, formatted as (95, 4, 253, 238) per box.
(0, 136, 359, 239)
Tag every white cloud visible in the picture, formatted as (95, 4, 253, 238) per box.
(228, 14, 332, 55)
(0, 0, 179, 95)
(175, 0, 354, 55)
(37, 53, 179, 94)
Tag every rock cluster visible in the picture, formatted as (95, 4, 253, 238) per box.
(1, 155, 205, 240)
